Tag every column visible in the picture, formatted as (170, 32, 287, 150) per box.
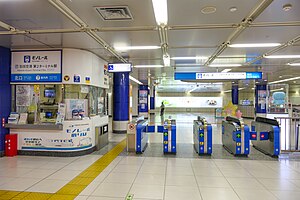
(255, 84, 267, 116)
(138, 85, 149, 118)
(150, 86, 155, 110)
(0, 47, 11, 157)
(113, 72, 129, 133)
(232, 84, 239, 105)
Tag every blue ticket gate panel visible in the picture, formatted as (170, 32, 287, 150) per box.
(193, 117, 212, 155)
(250, 117, 280, 157)
(163, 120, 176, 154)
(222, 117, 250, 156)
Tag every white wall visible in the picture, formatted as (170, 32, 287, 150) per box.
(62, 48, 109, 88)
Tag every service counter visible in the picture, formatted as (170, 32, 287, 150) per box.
(6, 115, 108, 156)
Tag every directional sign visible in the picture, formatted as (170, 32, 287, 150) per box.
(199, 133, 204, 137)
(236, 133, 241, 138)
(164, 132, 168, 136)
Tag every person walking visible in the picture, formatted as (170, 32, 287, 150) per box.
(160, 101, 165, 124)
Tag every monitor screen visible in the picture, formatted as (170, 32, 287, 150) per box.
(44, 89, 56, 98)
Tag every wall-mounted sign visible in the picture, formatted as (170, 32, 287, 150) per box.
(11, 50, 62, 82)
(108, 63, 132, 72)
(64, 75, 70, 81)
(74, 75, 80, 83)
(174, 72, 262, 80)
(85, 76, 91, 84)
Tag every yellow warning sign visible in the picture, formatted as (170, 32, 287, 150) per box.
(64, 75, 70, 81)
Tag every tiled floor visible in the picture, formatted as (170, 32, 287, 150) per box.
(1, 113, 300, 199)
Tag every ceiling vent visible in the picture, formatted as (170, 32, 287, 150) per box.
(95, 6, 133, 21)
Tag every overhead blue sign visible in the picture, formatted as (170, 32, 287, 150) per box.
(11, 74, 61, 82)
(108, 63, 132, 72)
(174, 72, 262, 80)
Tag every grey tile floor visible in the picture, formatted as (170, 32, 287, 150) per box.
(1, 113, 300, 199)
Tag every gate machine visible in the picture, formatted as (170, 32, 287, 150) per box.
(127, 117, 148, 154)
(163, 119, 176, 154)
(222, 116, 250, 156)
(250, 117, 280, 157)
(193, 116, 212, 155)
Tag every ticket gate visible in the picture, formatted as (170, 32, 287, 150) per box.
(222, 116, 250, 156)
(127, 119, 148, 154)
(193, 116, 212, 155)
(163, 119, 176, 154)
(250, 117, 280, 157)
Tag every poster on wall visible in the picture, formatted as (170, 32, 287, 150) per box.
(20, 122, 92, 151)
(65, 99, 88, 120)
(11, 50, 62, 82)
(16, 85, 31, 106)
(258, 90, 267, 110)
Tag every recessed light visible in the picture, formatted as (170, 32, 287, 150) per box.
(265, 55, 300, 59)
(209, 64, 242, 67)
(221, 69, 232, 73)
(229, 7, 237, 12)
(288, 63, 300, 66)
(134, 65, 163, 68)
(282, 3, 292, 12)
(171, 56, 208, 60)
(115, 46, 160, 51)
(201, 6, 217, 14)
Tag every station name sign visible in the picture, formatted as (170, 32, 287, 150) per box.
(174, 72, 262, 80)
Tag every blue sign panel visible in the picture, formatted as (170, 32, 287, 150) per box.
(246, 72, 262, 79)
(74, 75, 81, 83)
(11, 74, 62, 82)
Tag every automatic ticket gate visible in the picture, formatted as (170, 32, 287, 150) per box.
(193, 116, 212, 155)
(250, 117, 280, 157)
(222, 116, 250, 156)
(163, 119, 176, 154)
(127, 119, 148, 154)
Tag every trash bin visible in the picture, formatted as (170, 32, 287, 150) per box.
(5, 134, 17, 157)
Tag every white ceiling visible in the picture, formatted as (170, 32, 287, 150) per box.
(0, 0, 299, 92)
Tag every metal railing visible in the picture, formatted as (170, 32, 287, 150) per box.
(275, 117, 300, 152)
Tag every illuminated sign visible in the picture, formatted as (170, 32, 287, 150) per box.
(108, 63, 132, 72)
(174, 72, 262, 80)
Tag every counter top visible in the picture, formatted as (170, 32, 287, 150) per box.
(4, 123, 63, 130)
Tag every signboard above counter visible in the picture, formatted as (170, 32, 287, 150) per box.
(174, 72, 262, 80)
(11, 50, 62, 82)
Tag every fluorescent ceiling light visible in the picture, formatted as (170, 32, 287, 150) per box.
(163, 55, 171, 67)
(271, 88, 284, 92)
(152, 0, 168, 25)
(187, 87, 198, 93)
(269, 76, 300, 84)
(288, 63, 300, 66)
(115, 46, 160, 51)
(171, 56, 208, 60)
(221, 69, 232, 73)
(229, 43, 281, 48)
(134, 65, 163, 68)
(209, 64, 242, 67)
(265, 55, 300, 59)
(129, 75, 143, 85)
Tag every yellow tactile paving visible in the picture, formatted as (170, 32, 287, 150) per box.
(0, 139, 127, 200)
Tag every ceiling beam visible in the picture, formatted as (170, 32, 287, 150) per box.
(246, 34, 300, 65)
(204, 0, 274, 66)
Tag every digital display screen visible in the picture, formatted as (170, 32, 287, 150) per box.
(44, 89, 55, 98)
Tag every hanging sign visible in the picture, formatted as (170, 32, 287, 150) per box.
(174, 72, 262, 80)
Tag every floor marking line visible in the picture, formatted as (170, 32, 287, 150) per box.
(0, 139, 127, 200)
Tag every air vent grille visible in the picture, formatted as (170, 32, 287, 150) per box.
(95, 6, 133, 21)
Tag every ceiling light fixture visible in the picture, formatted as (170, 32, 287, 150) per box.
(134, 65, 163, 68)
(209, 64, 242, 67)
(171, 56, 208, 60)
(229, 43, 281, 48)
(163, 54, 171, 66)
(152, 0, 168, 25)
(288, 63, 300, 66)
(201, 6, 217, 14)
(221, 69, 232, 73)
(115, 46, 161, 51)
(282, 3, 292, 11)
(265, 55, 300, 59)
(187, 87, 198, 93)
(229, 7, 238, 12)
(129, 75, 143, 85)
(269, 76, 300, 84)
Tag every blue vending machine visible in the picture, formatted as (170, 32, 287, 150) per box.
(163, 119, 176, 154)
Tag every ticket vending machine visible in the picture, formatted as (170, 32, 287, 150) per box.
(222, 116, 250, 156)
(163, 119, 176, 154)
(193, 116, 212, 155)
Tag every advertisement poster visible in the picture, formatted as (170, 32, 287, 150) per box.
(258, 90, 267, 110)
(11, 50, 62, 82)
(16, 85, 31, 106)
(139, 90, 148, 104)
(65, 99, 88, 120)
(155, 97, 223, 108)
(20, 122, 92, 151)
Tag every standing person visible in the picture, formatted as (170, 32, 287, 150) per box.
(160, 101, 165, 124)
